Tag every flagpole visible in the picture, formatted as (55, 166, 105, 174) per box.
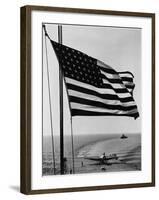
(70, 117, 75, 173)
(63, 77, 75, 174)
(58, 25, 65, 175)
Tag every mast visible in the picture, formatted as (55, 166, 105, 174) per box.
(63, 78, 75, 174)
(58, 25, 64, 174)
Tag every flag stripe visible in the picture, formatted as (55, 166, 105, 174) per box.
(101, 74, 123, 84)
(65, 80, 134, 103)
(68, 89, 136, 107)
(65, 77, 132, 98)
(71, 109, 139, 118)
(122, 81, 135, 87)
(98, 61, 134, 78)
(120, 77, 133, 82)
(102, 79, 126, 89)
(70, 102, 138, 114)
(100, 71, 119, 80)
(99, 65, 117, 75)
(69, 96, 137, 111)
(101, 75, 133, 85)
(119, 71, 134, 78)
(99, 65, 134, 85)
(102, 84, 128, 93)
(101, 72, 135, 94)
(100, 69, 134, 94)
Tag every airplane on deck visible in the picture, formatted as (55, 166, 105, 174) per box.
(84, 152, 118, 165)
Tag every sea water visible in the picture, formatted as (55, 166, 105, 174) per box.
(42, 133, 141, 175)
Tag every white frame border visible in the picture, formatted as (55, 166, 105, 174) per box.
(31, 9, 152, 190)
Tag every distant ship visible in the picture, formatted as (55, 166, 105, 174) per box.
(120, 134, 128, 139)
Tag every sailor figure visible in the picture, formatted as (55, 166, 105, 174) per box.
(100, 152, 106, 160)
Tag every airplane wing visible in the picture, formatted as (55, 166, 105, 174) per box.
(84, 156, 102, 161)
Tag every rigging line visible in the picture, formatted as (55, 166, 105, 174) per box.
(44, 27, 56, 175)
(43, 24, 51, 41)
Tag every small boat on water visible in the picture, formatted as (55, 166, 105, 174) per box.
(120, 134, 128, 139)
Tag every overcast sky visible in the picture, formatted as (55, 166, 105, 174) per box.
(42, 24, 141, 136)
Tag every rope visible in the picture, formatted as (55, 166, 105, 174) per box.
(43, 24, 51, 40)
(44, 26, 56, 175)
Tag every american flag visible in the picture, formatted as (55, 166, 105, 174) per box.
(50, 40, 139, 119)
